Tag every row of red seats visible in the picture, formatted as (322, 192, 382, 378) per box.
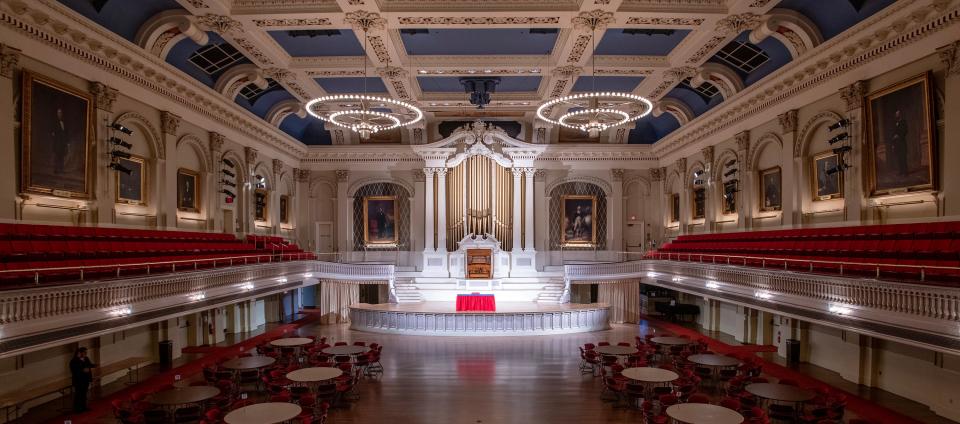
(0, 222, 238, 242)
(0, 240, 257, 260)
(662, 239, 960, 260)
(669, 221, 960, 243)
(0, 252, 316, 287)
(654, 221, 960, 283)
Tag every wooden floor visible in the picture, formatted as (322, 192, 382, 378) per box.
(313, 321, 653, 424)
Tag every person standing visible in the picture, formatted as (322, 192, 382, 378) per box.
(70, 347, 96, 413)
(51, 107, 71, 174)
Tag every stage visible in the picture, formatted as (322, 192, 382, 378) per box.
(349, 301, 610, 336)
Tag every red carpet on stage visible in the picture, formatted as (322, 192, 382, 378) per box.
(644, 315, 923, 424)
(455, 294, 496, 311)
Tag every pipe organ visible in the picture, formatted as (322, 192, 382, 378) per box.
(446, 155, 513, 251)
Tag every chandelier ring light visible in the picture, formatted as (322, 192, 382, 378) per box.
(536, 18, 653, 138)
(305, 18, 423, 139)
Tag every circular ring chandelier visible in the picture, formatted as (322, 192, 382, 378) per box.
(305, 16, 422, 140)
(306, 95, 422, 139)
(536, 19, 653, 138)
(539, 94, 652, 138)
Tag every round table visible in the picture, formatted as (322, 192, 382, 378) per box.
(650, 336, 693, 345)
(220, 356, 276, 370)
(620, 367, 679, 383)
(148, 386, 220, 406)
(666, 403, 744, 424)
(745, 383, 816, 403)
(270, 337, 314, 347)
(286, 367, 343, 383)
(224, 402, 302, 424)
(322, 345, 369, 356)
(687, 354, 740, 367)
(595, 345, 639, 356)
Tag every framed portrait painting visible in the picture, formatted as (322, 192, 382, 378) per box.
(254, 189, 268, 222)
(177, 168, 200, 212)
(115, 156, 146, 205)
(722, 181, 737, 215)
(759, 166, 782, 212)
(561, 195, 596, 245)
(363, 196, 398, 245)
(865, 72, 936, 196)
(812, 151, 843, 201)
(692, 187, 706, 219)
(670, 193, 680, 223)
(21, 71, 95, 199)
(279, 195, 289, 224)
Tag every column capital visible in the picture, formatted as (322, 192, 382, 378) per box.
(735, 130, 750, 152)
(0, 44, 20, 79)
(839, 80, 867, 111)
(294, 168, 311, 182)
(521, 167, 536, 177)
(650, 167, 666, 182)
(512, 167, 525, 178)
(90, 82, 118, 113)
(700, 146, 714, 166)
(272, 158, 283, 175)
(433, 167, 448, 177)
(938, 40, 960, 77)
(413, 169, 426, 182)
(160, 111, 181, 136)
(245, 146, 258, 166)
(209, 132, 225, 154)
(335, 169, 349, 182)
(778, 109, 798, 134)
(611, 168, 626, 182)
(534, 169, 547, 182)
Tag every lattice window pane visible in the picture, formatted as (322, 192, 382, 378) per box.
(549, 182, 607, 251)
(239, 79, 278, 101)
(716, 41, 770, 73)
(681, 77, 720, 99)
(188, 43, 246, 75)
(352, 183, 412, 251)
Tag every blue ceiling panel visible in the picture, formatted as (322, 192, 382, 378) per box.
(708, 31, 793, 87)
(417, 76, 542, 93)
(234, 88, 295, 119)
(628, 114, 680, 144)
(314, 77, 388, 94)
(267, 30, 365, 57)
(571, 76, 644, 93)
(57, 0, 183, 42)
(665, 86, 722, 117)
(401, 29, 558, 55)
(595, 29, 691, 56)
(166, 33, 250, 88)
(280, 115, 332, 145)
(777, 0, 897, 40)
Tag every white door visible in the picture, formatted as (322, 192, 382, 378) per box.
(315, 221, 333, 253)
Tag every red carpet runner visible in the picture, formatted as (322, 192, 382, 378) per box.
(644, 315, 924, 424)
(50, 313, 319, 424)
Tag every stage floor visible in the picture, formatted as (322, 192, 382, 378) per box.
(352, 301, 609, 313)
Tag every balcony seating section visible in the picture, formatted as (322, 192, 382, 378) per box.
(652, 221, 960, 283)
(0, 223, 314, 288)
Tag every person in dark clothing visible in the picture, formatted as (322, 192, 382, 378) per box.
(51, 107, 71, 174)
(890, 109, 909, 176)
(70, 347, 96, 413)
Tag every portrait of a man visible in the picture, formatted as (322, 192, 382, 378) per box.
(866, 73, 935, 195)
(21, 71, 94, 198)
(280, 195, 289, 224)
(722, 181, 737, 215)
(177, 169, 200, 212)
(561, 195, 596, 245)
(671, 193, 680, 223)
(116, 156, 145, 205)
(692, 188, 705, 219)
(813, 152, 842, 200)
(254, 189, 268, 221)
(759, 167, 782, 212)
(363, 196, 397, 245)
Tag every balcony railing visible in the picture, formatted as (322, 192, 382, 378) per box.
(0, 260, 394, 325)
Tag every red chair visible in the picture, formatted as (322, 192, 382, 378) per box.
(687, 393, 710, 404)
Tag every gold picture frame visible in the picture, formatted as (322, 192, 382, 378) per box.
(811, 151, 843, 201)
(279, 194, 290, 224)
(115, 155, 147, 205)
(177, 168, 201, 212)
(254, 188, 268, 222)
(758, 166, 782, 212)
(363, 195, 398, 245)
(670, 193, 680, 223)
(691, 187, 706, 219)
(20, 71, 95, 199)
(864, 72, 937, 196)
(560, 194, 597, 246)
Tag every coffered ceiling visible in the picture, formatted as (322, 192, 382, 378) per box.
(56, 0, 897, 145)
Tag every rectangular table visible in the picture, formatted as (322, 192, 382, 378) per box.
(456, 294, 496, 312)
